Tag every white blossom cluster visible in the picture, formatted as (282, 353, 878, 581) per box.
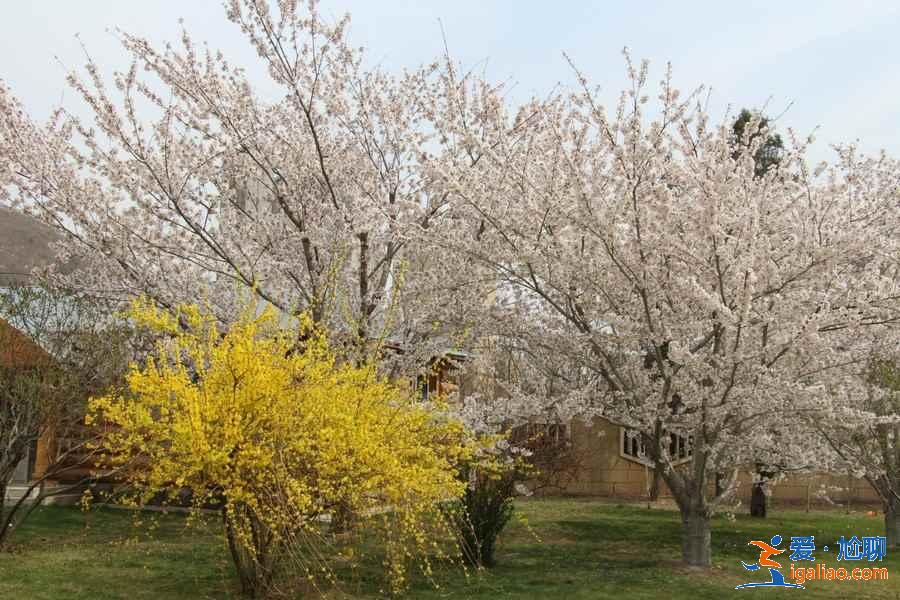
(0, 1, 898, 544)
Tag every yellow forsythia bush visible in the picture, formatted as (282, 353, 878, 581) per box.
(87, 297, 477, 597)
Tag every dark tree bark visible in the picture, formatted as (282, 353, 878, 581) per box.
(750, 465, 775, 518)
(648, 465, 661, 501)
(750, 481, 767, 518)
(883, 493, 900, 549)
(648, 420, 664, 501)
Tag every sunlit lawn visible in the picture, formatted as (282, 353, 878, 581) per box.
(1, 498, 898, 599)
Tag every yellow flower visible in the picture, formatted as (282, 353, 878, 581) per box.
(88, 296, 477, 592)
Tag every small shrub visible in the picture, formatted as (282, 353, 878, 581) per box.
(447, 466, 517, 568)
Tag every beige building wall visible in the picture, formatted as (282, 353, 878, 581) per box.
(561, 418, 664, 498)
(556, 417, 880, 506)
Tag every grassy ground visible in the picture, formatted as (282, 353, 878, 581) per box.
(1, 498, 898, 599)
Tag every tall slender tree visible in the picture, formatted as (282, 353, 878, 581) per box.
(731, 108, 784, 177)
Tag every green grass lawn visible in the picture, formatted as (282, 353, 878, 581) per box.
(1, 498, 898, 599)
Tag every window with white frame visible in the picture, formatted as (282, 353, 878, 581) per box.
(620, 428, 691, 465)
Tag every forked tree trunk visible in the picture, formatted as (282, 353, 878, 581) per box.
(680, 509, 711, 567)
(885, 496, 900, 549)
(655, 429, 713, 567)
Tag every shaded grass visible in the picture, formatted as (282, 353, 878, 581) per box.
(0, 506, 232, 599)
(2, 499, 899, 598)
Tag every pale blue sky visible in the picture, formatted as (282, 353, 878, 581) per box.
(2, 1, 898, 163)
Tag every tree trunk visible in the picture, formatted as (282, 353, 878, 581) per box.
(331, 501, 355, 534)
(0, 481, 7, 549)
(680, 510, 711, 567)
(223, 511, 256, 598)
(648, 422, 663, 502)
(750, 481, 767, 518)
(648, 464, 661, 501)
(223, 505, 275, 599)
(885, 496, 900, 549)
